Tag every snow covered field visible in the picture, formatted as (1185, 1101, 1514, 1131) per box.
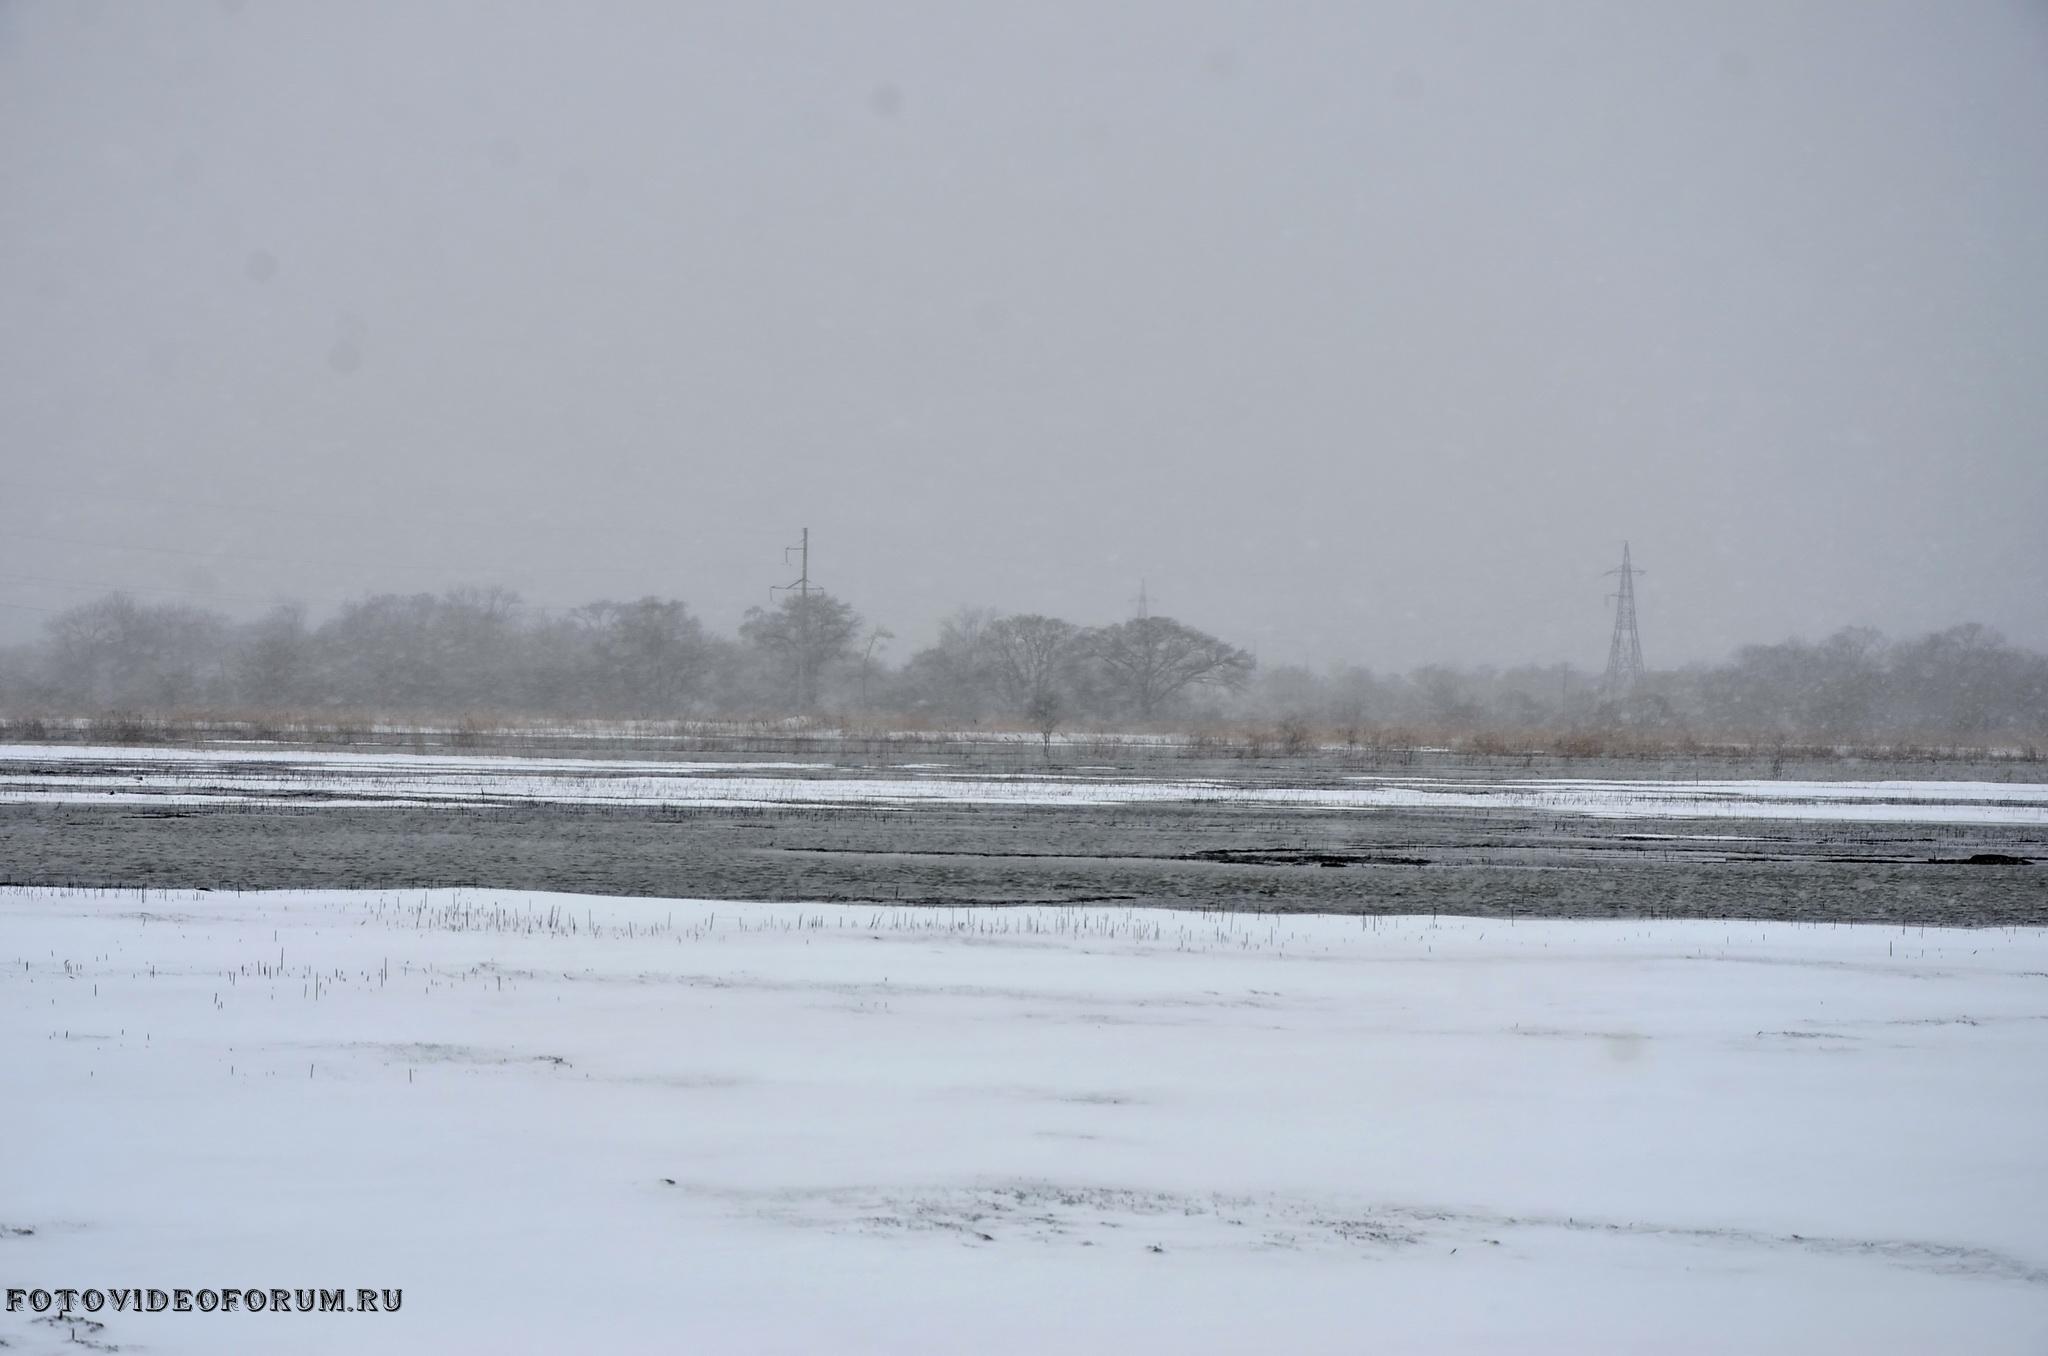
(6, 887, 2046, 1352)
(3, 743, 2046, 824)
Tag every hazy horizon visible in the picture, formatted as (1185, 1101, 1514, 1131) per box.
(4, 1, 2045, 671)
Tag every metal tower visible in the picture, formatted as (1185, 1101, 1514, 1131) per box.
(772, 528, 815, 710)
(1603, 542, 1645, 697)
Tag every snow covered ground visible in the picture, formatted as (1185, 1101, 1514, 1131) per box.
(5, 887, 2045, 1352)
(3, 743, 2046, 824)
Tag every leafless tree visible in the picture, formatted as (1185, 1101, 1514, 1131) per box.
(859, 624, 895, 708)
(983, 614, 1081, 713)
(1085, 616, 1254, 721)
(739, 591, 862, 712)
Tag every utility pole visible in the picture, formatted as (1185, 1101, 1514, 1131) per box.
(1602, 542, 1646, 698)
(773, 527, 814, 710)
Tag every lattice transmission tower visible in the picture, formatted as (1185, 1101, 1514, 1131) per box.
(1602, 542, 1645, 697)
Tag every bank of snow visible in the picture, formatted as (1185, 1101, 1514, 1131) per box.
(5, 888, 2046, 1352)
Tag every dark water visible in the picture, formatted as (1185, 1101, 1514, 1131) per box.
(4, 793, 2041, 926)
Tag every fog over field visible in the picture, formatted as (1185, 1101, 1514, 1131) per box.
(3, 1, 2046, 670)
(6, 7, 2048, 1354)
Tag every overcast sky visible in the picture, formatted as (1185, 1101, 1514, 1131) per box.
(2, 0, 2043, 669)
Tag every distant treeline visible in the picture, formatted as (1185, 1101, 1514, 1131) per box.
(0, 588, 2043, 746)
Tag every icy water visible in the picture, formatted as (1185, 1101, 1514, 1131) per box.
(1, 743, 2041, 925)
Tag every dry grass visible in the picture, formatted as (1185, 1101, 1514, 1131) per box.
(0, 707, 2038, 769)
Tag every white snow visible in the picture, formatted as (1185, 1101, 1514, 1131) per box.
(2, 744, 2045, 824)
(5, 887, 2046, 1352)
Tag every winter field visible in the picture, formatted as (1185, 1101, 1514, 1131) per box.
(4, 742, 2047, 824)
(4, 886, 2047, 1353)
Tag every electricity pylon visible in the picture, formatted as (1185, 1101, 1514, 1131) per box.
(1603, 542, 1645, 698)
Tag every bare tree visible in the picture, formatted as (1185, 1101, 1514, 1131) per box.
(1085, 616, 1253, 721)
(47, 593, 231, 710)
(859, 624, 895, 708)
(983, 614, 1082, 714)
(1025, 686, 1064, 761)
(739, 591, 862, 712)
(573, 597, 710, 714)
(895, 606, 999, 718)
(236, 603, 310, 707)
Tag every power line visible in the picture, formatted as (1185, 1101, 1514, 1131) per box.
(0, 569, 595, 617)
(0, 480, 665, 580)
(0, 474, 416, 535)
(0, 569, 361, 608)
(0, 473, 552, 537)
(0, 526, 643, 583)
